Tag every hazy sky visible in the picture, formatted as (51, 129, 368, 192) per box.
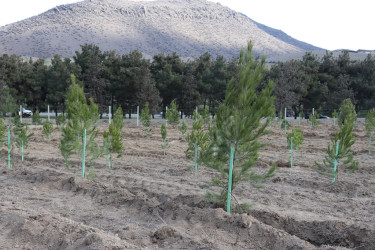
(0, 0, 373, 51)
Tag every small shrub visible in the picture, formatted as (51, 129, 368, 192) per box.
(280, 119, 291, 130)
(338, 99, 357, 126)
(166, 100, 179, 127)
(287, 127, 304, 150)
(42, 121, 53, 140)
(316, 99, 358, 182)
(178, 119, 188, 141)
(309, 112, 320, 128)
(140, 103, 152, 138)
(32, 110, 42, 125)
(161, 123, 168, 155)
(103, 106, 124, 168)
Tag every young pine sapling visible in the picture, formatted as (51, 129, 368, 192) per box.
(287, 127, 304, 168)
(103, 106, 124, 168)
(178, 119, 188, 141)
(166, 100, 179, 127)
(42, 120, 54, 140)
(201, 42, 276, 213)
(32, 110, 42, 125)
(186, 110, 209, 173)
(140, 103, 152, 138)
(365, 108, 375, 154)
(161, 123, 168, 155)
(60, 75, 100, 174)
(316, 99, 358, 183)
(309, 112, 320, 128)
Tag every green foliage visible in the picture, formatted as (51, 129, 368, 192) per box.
(202, 106, 210, 126)
(14, 126, 33, 152)
(60, 75, 100, 168)
(287, 127, 304, 150)
(178, 119, 188, 141)
(201, 42, 276, 208)
(161, 123, 168, 155)
(332, 109, 338, 119)
(140, 102, 152, 138)
(32, 110, 42, 125)
(0, 87, 17, 117)
(42, 121, 53, 140)
(103, 106, 124, 158)
(365, 108, 375, 136)
(0, 117, 6, 147)
(185, 110, 209, 160)
(309, 112, 320, 128)
(56, 113, 66, 127)
(332, 109, 338, 125)
(338, 98, 357, 126)
(166, 100, 179, 127)
(316, 101, 358, 181)
(280, 119, 291, 130)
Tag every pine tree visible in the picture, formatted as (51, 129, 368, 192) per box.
(185, 110, 209, 172)
(60, 74, 100, 169)
(161, 123, 168, 155)
(103, 106, 124, 168)
(338, 98, 357, 126)
(202, 42, 276, 211)
(140, 102, 152, 138)
(316, 99, 358, 182)
(32, 110, 42, 125)
(166, 100, 179, 127)
(42, 121, 53, 140)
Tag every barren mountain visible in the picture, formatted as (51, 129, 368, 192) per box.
(0, 0, 322, 60)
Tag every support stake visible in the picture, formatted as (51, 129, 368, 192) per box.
(332, 141, 340, 183)
(82, 129, 87, 178)
(227, 145, 234, 214)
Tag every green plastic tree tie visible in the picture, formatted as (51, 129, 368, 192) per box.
(332, 141, 340, 183)
(194, 142, 198, 173)
(108, 151, 111, 168)
(7, 129, 10, 169)
(82, 129, 86, 178)
(291, 137, 293, 168)
(284, 120, 286, 134)
(227, 145, 234, 214)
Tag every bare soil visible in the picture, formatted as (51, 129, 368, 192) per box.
(0, 119, 374, 249)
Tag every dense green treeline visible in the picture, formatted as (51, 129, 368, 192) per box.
(0, 44, 375, 117)
(267, 51, 375, 117)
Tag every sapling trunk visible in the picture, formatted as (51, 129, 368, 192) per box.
(161, 123, 168, 155)
(226, 146, 234, 214)
(7, 129, 11, 168)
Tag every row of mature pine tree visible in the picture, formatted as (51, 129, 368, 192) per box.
(1, 43, 375, 117)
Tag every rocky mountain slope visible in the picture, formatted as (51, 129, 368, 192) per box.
(0, 0, 322, 60)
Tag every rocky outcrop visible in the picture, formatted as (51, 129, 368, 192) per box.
(0, 0, 322, 59)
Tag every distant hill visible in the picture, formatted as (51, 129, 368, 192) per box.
(0, 0, 323, 60)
